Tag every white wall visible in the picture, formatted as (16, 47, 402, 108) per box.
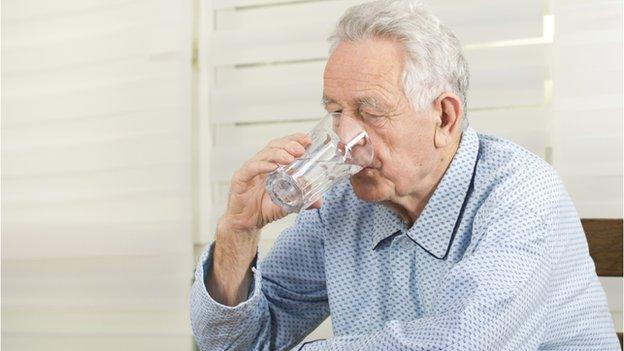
(1, 0, 195, 350)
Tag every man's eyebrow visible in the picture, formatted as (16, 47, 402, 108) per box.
(321, 95, 385, 110)
(354, 96, 381, 110)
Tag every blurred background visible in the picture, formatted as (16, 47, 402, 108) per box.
(1, 0, 622, 350)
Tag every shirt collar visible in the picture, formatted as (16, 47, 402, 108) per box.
(370, 127, 480, 259)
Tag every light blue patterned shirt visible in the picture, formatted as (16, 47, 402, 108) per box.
(190, 127, 619, 350)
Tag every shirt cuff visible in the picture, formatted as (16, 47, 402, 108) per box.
(189, 242, 264, 334)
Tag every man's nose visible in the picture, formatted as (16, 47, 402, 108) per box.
(336, 113, 366, 147)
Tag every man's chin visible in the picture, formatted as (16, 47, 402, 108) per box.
(349, 170, 387, 203)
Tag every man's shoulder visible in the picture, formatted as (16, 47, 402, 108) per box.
(474, 132, 567, 220)
(465, 133, 577, 255)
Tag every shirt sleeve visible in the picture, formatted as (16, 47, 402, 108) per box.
(300, 209, 564, 351)
(189, 209, 330, 351)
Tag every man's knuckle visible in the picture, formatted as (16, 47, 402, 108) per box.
(232, 168, 243, 179)
(280, 149, 292, 159)
(267, 138, 281, 148)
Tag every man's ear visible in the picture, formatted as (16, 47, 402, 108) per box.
(433, 92, 463, 148)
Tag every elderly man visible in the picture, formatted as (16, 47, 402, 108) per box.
(190, 0, 619, 350)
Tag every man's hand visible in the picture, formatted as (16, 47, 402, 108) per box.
(208, 133, 318, 306)
(224, 133, 313, 232)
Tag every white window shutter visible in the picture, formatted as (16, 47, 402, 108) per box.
(2, 0, 195, 350)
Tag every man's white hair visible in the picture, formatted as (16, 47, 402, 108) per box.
(328, 0, 470, 131)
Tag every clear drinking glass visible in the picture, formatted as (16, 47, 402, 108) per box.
(266, 112, 374, 213)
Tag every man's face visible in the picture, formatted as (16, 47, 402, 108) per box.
(323, 38, 441, 203)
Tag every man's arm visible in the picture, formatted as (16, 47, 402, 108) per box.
(190, 209, 330, 351)
(199, 132, 313, 308)
(206, 217, 260, 307)
(190, 132, 330, 350)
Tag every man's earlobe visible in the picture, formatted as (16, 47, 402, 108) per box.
(434, 122, 450, 148)
(433, 93, 462, 148)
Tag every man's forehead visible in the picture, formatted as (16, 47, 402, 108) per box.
(323, 60, 401, 87)
(323, 40, 405, 104)
(323, 39, 405, 80)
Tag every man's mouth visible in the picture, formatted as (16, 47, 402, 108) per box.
(359, 166, 376, 174)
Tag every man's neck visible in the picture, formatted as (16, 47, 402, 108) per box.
(383, 134, 462, 228)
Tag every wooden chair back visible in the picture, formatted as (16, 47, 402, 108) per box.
(582, 219, 622, 348)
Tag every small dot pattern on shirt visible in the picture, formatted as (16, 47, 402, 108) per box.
(190, 127, 620, 351)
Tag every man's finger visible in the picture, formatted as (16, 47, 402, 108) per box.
(252, 148, 295, 165)
(265, 140, 307, 156)
(235, 160, 279, 183)
(283, 133, 311, 146)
